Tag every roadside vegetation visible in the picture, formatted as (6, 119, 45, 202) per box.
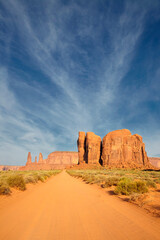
(67, 169, 160, 196)
(0, 170, 61, 195)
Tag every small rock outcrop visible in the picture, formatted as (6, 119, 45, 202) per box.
(77, 132, 101, 164)
(101, 129, 150, 168)
(35, 156, 37, 163)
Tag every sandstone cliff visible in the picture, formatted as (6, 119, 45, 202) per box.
(77, 132, 86, 164)
(77, 132, 101, 165)
(78, 129, 151, 168)
(102, 129, 150, 168)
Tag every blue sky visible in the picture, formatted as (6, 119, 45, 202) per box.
(0, 0, 160, 165)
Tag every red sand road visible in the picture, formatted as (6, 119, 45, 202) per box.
(0, 171, 160, 240)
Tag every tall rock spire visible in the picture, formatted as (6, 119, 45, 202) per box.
(26, 152, 32, 165)
(38, 153, 43, 163)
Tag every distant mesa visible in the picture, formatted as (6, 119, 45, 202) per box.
(0, 165, 21, 171)
(77, 132, 101, 165)
(149, 157, 160, 168)
(19, 151, 78, 170)
(78, 129, 152, 169)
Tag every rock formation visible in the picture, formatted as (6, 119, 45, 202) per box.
(101, 129, 150, 168)
(149, 157, 160, 168)
(26, 152, 32, 165)
(0, 165, 21, 171)
(20, 151, 78, 170)
(38, 153, 43, 163)
(20, 129, 151, 170)
(77, 132, 101, 165)
(86, 132, 101, 164)
(78, 129, 151, 168)
(46, 151, 78, 165)
(77, 132, 86, 164)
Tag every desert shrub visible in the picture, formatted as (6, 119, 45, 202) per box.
(101, 177, 120, 188)
(37, 174, 46, 182)
(145, 179, 157, 188)
(114, 178, 148, 195)
(7, 175, 26, 191)
(92, 175, 106, 185)
(24, 175, 37, 184)
(136, 181, 148, 193)
(153, 177, 160, 184)
(0, 183, 11, 195)
(129, 193, 142, 202)
(82, 175, 95, 184)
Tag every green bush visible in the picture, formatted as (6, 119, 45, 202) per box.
(114, 178, 148, 195)
(7, 175, 26, 191)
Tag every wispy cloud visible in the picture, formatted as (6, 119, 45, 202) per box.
(0, 0, 160, 164)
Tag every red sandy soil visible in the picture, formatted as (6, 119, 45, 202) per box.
(0, 171, 160, 240)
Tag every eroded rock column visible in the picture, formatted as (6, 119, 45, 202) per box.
(86, 132, 102, 164)
(77, 132, 86, 164)
(38, 153, 43, 164)
(26, 152, 32, 165)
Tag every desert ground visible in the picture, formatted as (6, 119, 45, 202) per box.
(0, 170, 160, 240)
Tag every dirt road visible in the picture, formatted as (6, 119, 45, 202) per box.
(0, 171, 160, 240)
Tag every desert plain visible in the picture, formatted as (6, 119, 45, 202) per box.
(0, 130, 160, 240)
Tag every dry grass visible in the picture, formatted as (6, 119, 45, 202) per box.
(0, 170, 61, 195)
(67, 169, 160, 196)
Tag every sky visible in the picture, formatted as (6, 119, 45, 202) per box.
(0, 0, 160, 165)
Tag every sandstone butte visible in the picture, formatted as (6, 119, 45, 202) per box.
(78, 129, 152, 169)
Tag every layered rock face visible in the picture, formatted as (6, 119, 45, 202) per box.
(77, 132, 86, 164)
(46, 151, 78, 165)
(78, 129, 150, 168)
(102, 129, 150, 168)
(77, 132, 101, 164)
(86, 132, 101, 164)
